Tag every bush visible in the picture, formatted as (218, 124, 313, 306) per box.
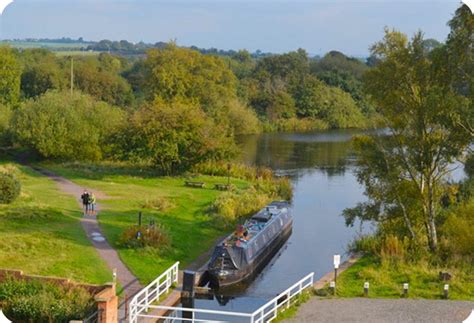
(0, 277, 95, 322)
(113, 100, 235, 174)
(192, 161, 274, 181)
(119, 224, 171, 252)
(441, 201, 474, 261)
(209, 187, 270, 228)
(12, 91, 125, 161)
(0, 172, 21, 204)
(140, 197, 175, 212)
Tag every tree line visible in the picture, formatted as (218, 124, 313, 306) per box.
(0, 38, 376, 172)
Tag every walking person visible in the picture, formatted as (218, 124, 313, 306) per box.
(80, 190, 90, 216)
(89, 192, 96, 216)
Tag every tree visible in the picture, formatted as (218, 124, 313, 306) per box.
(294, 77, 365, 128)
(0, 47, 21, 106)
(348, 29, 472, 252)
(444, 4, 474, 137)
(143, 43, 238, 111)
(73, 56, 134, 106)
(18, 49, 65, 99)
(12, 91, 124, 160)
(113, 100, 235, 174)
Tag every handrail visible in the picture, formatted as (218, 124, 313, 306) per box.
(130, 268, 313, 323)
(250, 272, 314, 322)
(136, 304, 253, 317)
(129, 261, 179, 323)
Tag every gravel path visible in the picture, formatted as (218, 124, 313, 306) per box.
(31, 167, 143, 321)
(286, 298, 474, 323)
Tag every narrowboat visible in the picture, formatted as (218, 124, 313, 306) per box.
(207, 201, 293, 288)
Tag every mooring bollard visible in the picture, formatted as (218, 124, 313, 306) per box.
(444, 284, 449, 299)
(363, 282, 369, 297)
(329, 281, 336, 295)
(403, 283, 409, 297)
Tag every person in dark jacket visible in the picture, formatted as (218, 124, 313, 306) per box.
(81, 190, 90, 215)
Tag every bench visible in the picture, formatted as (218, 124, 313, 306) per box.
(214, 184, 232, 191)
(185, 181, 205, 188)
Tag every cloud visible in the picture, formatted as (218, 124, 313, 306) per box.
(0, 0, 13, 15)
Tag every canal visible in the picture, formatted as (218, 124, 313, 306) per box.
(184, 129, 372, 316)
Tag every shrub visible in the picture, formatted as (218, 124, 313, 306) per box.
(12, 91, 125, 161)
(0, 172, 21, 204)
(441, 201, 474, 261)
(119, 224, 171, 252)
(0, 277, 95, 322)
(140, 197, 175, 212)
(209, 187, 271, 228)
(192, 161, 274, 181)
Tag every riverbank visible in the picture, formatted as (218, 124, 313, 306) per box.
(333, 255, 474, 300)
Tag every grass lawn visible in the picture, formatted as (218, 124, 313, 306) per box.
(42, 163, 251, 284)
(334, 256, 474, 300)
(0, 161, 112, 284)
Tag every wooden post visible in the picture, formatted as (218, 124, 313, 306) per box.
(138, 212, 142, 227)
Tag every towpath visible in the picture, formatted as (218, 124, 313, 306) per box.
(286, 298, 474, 323)
(30, 166, 143, 321)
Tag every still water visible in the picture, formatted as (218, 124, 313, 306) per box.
(183, 129, 372, 316)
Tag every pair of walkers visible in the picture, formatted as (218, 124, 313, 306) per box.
(80, 190, 96, 215)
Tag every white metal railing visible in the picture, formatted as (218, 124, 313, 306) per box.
(250, 272, 314, 323)
(129, 261, 179, 323)
(134, 272, 314, 323)
(137, 304, 252, 322)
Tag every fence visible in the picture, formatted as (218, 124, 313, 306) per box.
(129, 261, 179, 323)
(133, 271, 314, 323)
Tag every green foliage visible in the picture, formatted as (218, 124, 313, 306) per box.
(0, 277, 95, 322)
(209, 176, 292, 228)
(0, 47, 21, 106)
(0, 104, 12, 146)
(73, 55, 134, 106)
(295, 77, 366, 128)
(143, 43, 237, 110)
(192, 161, 274, 181)
(348, 28, 472, 252)
(440, 201, 474, 262)
(0, 172, 21, 204)
(119, 224, 171, 252)
(209, 187, 271, 227)
(12, 91, 124, 161)
(221, 99, 261, 135)
(19, 49, 65, 98)
(113, 100, 235, 174)
(266, 117, 328, 132)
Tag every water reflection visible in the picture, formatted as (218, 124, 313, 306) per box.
(180, 129, 372, 314)
(238, 129, 360, 179)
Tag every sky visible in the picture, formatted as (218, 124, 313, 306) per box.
(0, 0, 462, 56)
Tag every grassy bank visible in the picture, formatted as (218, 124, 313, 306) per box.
(333, 256, 474, 300)
(41, 162, 256, 284)
(0, 161, 111, 284)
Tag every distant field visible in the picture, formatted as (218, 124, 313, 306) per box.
(1, 40, 90, 49)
